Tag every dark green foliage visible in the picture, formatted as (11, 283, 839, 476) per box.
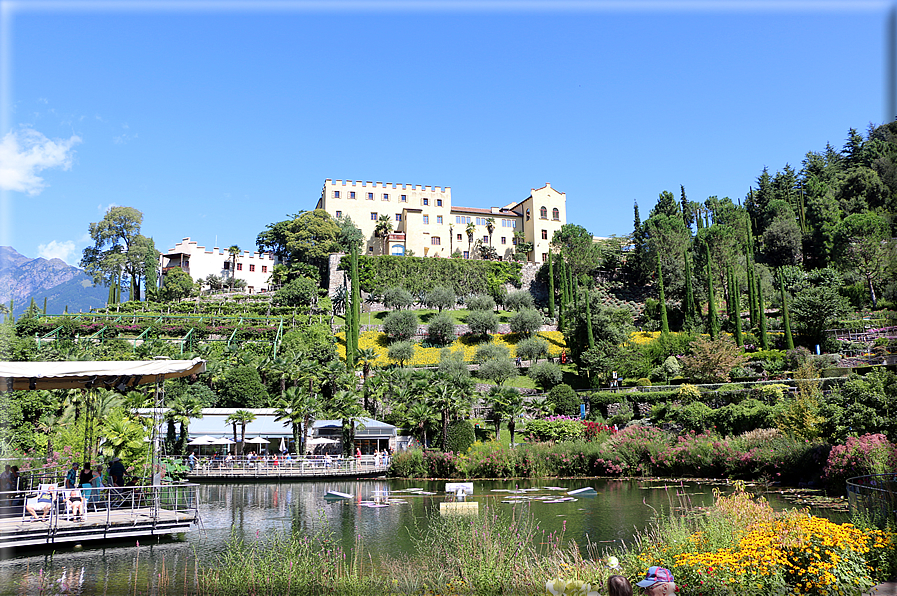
(657, 255, 669, 334)
(342, 254, 521, 298)
(757, 271, 768, 350)
(790, 285, 851, 345)
(446, 420, 476, 454)
(423, 286, 456, 312)
(219, 366, 269, 408)
(566, 290, 633, 364)
(547, 383, 580, 417)
(271, 277, 319, 308)
(547, 250, 555, 318)
(705, 242, 719, 339)
(466, 309, 498, 339)
(779, 271, 794, 350)
(527, 361, 563, 390)
(477, 357, 518, 386)
(474, 342, 510, 363)
(503, 290, 534, 312)
(426, 312, 456, 346)
(818, 369, 897, 442)
(382, 287, 414, 310)
(466, 294, 496, 312)
(438, 349, 470, 380)
(383, 309, 419, 342)
(159, 268, 195, 302)
(509, 308, 542, 337)
(683, 249, 697, 329)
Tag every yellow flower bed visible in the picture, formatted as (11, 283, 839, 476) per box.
(336, 330, 566, 367)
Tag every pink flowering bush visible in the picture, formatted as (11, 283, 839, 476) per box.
(824, 433, 897, 490)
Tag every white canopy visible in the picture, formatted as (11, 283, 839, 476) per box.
(244, 437, 270, 444)
(0, 358, 206, 391)
(187, 435, 216, 445)
(307, 437, 339, 445)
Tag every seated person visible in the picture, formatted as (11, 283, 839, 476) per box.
(65, 487, 85, 520)
(25, 486, 56, 521)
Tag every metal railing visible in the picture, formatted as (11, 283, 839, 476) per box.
(0, 483, 199, 544)
(846, 473, 897, 528)
(184, 454, 390, 476)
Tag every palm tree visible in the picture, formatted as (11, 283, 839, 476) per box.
(227, 245, 241, 290)
(448, 224, 454, 255)
(226, 410, 257, 456)
(357, 347, 377, 385)
(505, 399, 527, 448)
(486, 217, 495, 248)
(331, 388, 365, 457)
(406, 402, 436, 448)
(428, 382, 472, 452)
(374, 214, 393, 255)
(465, 222, 476, 259)
(101, 411, 146, 460)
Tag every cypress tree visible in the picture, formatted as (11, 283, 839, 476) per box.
(344, 274, 355, 366)
(585, 283, 595, 351)
(779, 270, 794, 350)
(706, 243, 719, 340)
(573, 273, 579, 310)
(547, 250, 555, 319)
(352, 246, 361, 353)
(734, 275, 743, 347)
(683, 249, 696, 329)
(657, 255, 669, 334)
(758, 273, 769, 350)
(558, 256, 567, 330)
(42, 297, 47, 314)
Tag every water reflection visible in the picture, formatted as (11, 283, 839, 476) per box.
(0, 478, 840, 595)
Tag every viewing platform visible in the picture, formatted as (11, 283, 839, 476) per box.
(185, 455, 390, 481)
(0, 483, 198, 550)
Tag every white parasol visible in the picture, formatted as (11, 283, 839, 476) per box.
(307, 437, 339, 445)
(187, 435, 216, 445)
(244, 437, 270, 444)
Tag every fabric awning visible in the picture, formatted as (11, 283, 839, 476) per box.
(0, 358, 206, 391)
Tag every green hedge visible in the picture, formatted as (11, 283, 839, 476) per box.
(341, 255, 522, 297)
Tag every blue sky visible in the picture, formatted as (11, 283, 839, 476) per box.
(0, 1, 890, 267)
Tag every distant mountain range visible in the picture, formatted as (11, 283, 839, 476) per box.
(0, 247, 109, 316)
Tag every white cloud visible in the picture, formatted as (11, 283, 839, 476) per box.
(0, 128, 81, 195)
(37, 240, 77, 264)
(97, 202, 118, 214)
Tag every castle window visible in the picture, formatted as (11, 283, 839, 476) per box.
(437, 199, 443, 207)
(540, 206, 548, 219)
(333, 190, 340, 198)
(383, 193, 389, 201)
(249, 264, 256, 272)
(542, 253, 548, 262)
(350, 191, 356, 199)
(526, 209, 530, 221)
(262, 266, 267, 273)
(395, 213, 402, 222)
(401, 194, 407, 202)
(336, 210, 342, 218)
(431, 237, 441, 246)
(367, 192, 374, 200)
(483, 236, 488, 243)
(457, 234, 462, 241)
(371, 212, 378, 220)
(437, 215, 443, 224)
(542, 229, 548, 240)
(423, 215, 429, 224)
(236, 263, 243, 271)
(552, 207, 560, 221)
(423, 198, 429, 206)
(501, 237, 506, 245)
(463, 251, 469, 259)
(223, 261, 230, 270)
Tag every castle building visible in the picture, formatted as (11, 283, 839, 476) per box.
(159, 238, 279, 293)
(315, 180, 566, 263)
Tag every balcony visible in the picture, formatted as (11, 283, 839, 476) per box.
(387, 233, 406, 242)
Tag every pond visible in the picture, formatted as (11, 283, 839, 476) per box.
(0, 477, 843, 595)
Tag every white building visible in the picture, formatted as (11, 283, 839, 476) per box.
(159, 238, 279, 294)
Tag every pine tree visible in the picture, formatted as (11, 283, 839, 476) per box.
(779, 270, 794, 350)
(758, 273, 769, 350)
(547, 250, 555, 319)
(657, 254, 669, 334)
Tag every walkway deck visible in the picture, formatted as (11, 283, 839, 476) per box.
(0, 484, 199, 550)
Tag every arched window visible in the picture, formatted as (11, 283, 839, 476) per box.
(552, 207, 560, 221)
(539, 206, 548, 219)
(391, 245, 406, 256)
(526, 209, 531, 221)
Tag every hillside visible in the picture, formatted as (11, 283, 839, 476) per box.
(0, 247, 108, 316)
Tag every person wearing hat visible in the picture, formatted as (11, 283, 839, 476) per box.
(635, 567, 676, 594)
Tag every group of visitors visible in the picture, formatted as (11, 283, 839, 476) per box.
(605, 567, 676, 596)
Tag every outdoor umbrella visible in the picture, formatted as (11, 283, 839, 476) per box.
(187, 436, 216, 445)
(244, 437, 270, 444)
(279, 438, 287, 453)
(308, 438, 339, 445)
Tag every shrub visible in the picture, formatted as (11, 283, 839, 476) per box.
(383, 309, 419, 341)
(509, 308, 542, 337)
(680, 335, 747, 383)
(423, 450, 461, 478)
(515, 337, 549, 363)
(523, 417, 585, 442)
(466, 294, 496, 312)
(387, 341, 415, 366)
(438, 349, 470, 379)
(426, 312, 455, 346)
(547, 384, 580, 417)
(446, 420, 476, 454)
(823, 433, 897, 491)
(676, 383, 702, 404)
(474, 342, 510, 363)
(271, 276, 319, 307)
(466, 309, 498, 338)
(423, 285, 456, 312)
(478, 357, 518, 386)
(387, 448, 428, 477)
(382, 287, 414, 310)
(636, 377, 652, 387)
(503, 290, 534, 312)
(527, 361, 563, 390)
(753, 383, 790, 403)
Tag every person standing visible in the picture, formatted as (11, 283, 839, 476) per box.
(109, 457, 126, 487)
(65, 462, 78, 489)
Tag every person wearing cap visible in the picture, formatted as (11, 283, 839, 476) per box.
(635, 567, 676, 594)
